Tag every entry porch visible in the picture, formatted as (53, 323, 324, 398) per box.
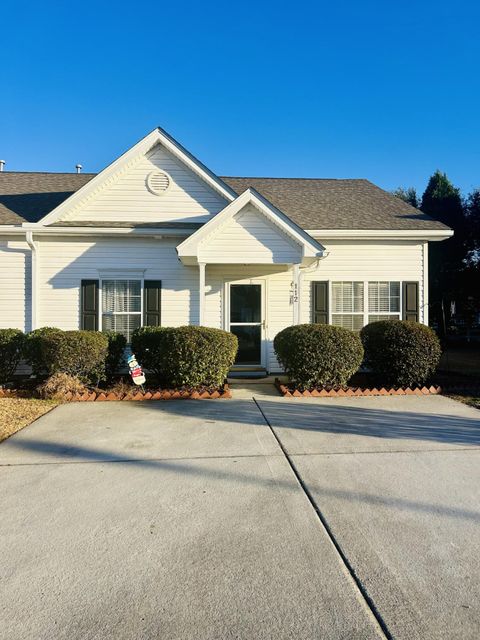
(176, 188, 325, 372)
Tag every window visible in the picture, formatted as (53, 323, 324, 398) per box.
(368, 281, 400, 324)
(331, 281, 364, 331)
(328, 280, 403, 330)
(101, 280, 141, 342)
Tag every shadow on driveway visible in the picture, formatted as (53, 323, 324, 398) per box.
(255, 398, 480, 446)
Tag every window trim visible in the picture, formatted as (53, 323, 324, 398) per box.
(330, 280, 365, 331)
(367, 281, 401, 324)
(98, 276, 145, 340)
(324, 279, 420, 329)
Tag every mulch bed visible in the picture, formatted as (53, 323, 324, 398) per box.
(275, 378, 442, 398)
(0, 384, 231, 402)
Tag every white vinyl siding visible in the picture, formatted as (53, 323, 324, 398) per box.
(198, 205, 302, 264)
(0, 238, 31, 332)
(301, 240, 425, 325)
(57, 143, 228, 224)
(37, 237, 197, 329)
(7, 235, 427, 375)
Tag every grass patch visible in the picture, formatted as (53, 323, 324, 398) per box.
(0, 398, 58, 442)
(447, 394, 480, 410)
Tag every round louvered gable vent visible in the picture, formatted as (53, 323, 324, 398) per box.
(147, 171, 171, 195)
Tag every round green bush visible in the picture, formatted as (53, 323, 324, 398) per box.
(0, 329, 25, 384)
(274, 324, 364, 389)
(131, 325, 238, 387)
(37, 330, 109, 383)
(360, 320, 441, 387)
(24, 327, 64, 377)
(131, 326, 171, 378)
(104, 331, 127, 380)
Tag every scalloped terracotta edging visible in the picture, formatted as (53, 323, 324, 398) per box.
(274, 378, 442, 398)
(0, 385, 231, 401)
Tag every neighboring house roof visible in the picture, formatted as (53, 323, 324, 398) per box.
(0, 171, 449, 232)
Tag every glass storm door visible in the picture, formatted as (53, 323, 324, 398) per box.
(229, 283, 264, 365)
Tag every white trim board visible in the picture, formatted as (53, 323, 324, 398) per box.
(307, 229, 453, 241)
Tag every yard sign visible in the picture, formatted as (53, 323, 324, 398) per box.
(127, 354, 146, 386)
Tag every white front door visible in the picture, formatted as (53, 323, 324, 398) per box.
(227, 280, 266, 367)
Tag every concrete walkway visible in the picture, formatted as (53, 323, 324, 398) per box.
(1, 389, 479, 639)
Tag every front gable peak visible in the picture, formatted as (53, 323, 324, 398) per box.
(177, 189, 325, 265)
(39, 128, 238, 226)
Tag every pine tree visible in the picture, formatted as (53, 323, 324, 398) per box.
(421, 170, 464, 229)
(420, 171, 467, 327)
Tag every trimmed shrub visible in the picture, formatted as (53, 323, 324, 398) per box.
(38, 330, 109, 383)
(131, 325, 238, 387)
(360, 320, 441, 387)
(104, 331, 127, 379)
(274, 324, 364, 389)
(166, 326, 238, 387)
(0, 329, 26, 384)
(131, 326, 171, 378)
(37, 373, 86, 400)
(24, 327, 64, 377)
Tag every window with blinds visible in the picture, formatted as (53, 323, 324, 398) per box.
(368, 281, 400, 324)
(331, 281, 364, 331)
(102, 280, 141, 342)
(329, 281, 402, 330)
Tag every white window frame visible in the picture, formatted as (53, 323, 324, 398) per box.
(98, 270, 145, 340)
(330, 281, 365, 331)
(326, 280, 419, 329)
(367, 281, 401, 324)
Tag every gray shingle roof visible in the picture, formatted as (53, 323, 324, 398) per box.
(0, 172, 95, 224)
(221, 177, 449, 231)
(0, 171, 449, 232)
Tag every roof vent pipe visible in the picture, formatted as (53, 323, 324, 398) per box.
(0, 160, 5, 172)
(75, 164, 82, 174)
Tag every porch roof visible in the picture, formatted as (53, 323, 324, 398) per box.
(176, 189, 325, 266)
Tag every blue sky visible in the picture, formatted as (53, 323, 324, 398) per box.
(1, 0, 479, 196)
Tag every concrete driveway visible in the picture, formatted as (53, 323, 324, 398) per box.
(0, 397, 382, 640)
(0, 392, 479, 639)
(256, 393, 480, 639)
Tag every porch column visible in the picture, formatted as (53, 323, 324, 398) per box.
(292, 263, 301, 324)
(198, 262, 206, 326)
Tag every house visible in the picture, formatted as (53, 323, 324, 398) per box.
(0, 127, 452, 373)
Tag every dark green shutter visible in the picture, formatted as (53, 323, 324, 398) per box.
(143, 280, 162, 326)
(403, 282, 419, 322)
(312, 281, 329, 324)
(81, 280, 99, 330)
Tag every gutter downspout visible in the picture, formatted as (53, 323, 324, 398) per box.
(25, 231, 37, 331)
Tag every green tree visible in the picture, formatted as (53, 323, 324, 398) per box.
(465, 188, 480, 264)
(392, 186, 419, 208)
(421, 170, 464, 229)
(420, 171, 467, 329)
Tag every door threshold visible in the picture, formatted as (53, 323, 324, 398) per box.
(228, 368, 268, 379)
